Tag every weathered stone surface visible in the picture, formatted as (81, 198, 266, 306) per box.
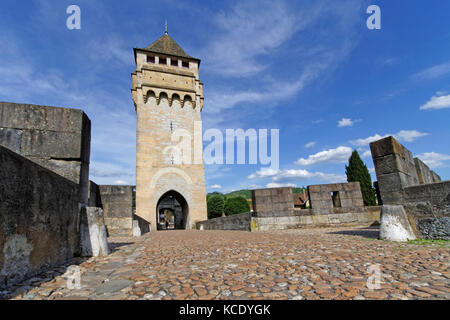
(0, 102, 91, 205)
(0, 102, 91, 163)
(199, 207, 381, 231)
(197, 213, 251, 231)
(88, 180, 101, 207)
(99, 185, 134, 236)
(0, 128, 22, 153)
(414, 158, 435, 185)
(0, 145, 79, 289)
(252, 187, 295, 217)
(380, 205, 416, 242)
(80, 207, 110, 257)
(308, 182, 364, 211)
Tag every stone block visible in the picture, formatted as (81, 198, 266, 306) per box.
(431, 171, 441, 183)
(80, 207, 110, 257)
(88, 180, 101, 207)
(312, 214, 330, 225)
(379, 205, 416, 241)
(370, 136, 410, 159)
(0, 128, 22, 153)
(377, 172, 412, 194)
(0, 102, 91, 163)
(20, 130, 83, 159)
(373, 154, 414, 176)
(414, 158, 434, 185)
(0, 102, 88, 134)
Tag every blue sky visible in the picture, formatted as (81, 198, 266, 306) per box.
(1, 0, 449, 193)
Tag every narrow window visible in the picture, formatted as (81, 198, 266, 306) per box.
(171, 59, 178, 67)
(147, 55, 155, 64)
(160, 57, 167, 65)
(182, 61, 189, 68)
(331, 191, 341, 208)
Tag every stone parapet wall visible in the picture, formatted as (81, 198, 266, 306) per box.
(370, 136, 448, 240)
(252, 187, 295, 217)
(0, 146, 80, 289)
(370, 136, 441, 205)
(99, 185, 134, 236)
(196, 207, 381, 232)
(251, 207, 381, 231)
(196, 213, 251, 231)
(402, 181, 450, 240)
(308, 182, 364, 214)
(0, 102, 91, 205)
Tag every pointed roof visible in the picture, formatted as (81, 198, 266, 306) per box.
(134, 33, 200, 63)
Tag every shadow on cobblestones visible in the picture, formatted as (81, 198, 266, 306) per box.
(327, 227, 380, 239)
(109, 242, 135, 253)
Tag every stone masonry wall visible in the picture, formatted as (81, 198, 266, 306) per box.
(402, 182, 450, 240)
(0, 102, 91, 205)
(196, 213, 252, 231)
(99, 185, 134, 236)
(370, 136, 448, 239)
(252, 187, 295, 217)
(414, 157, 441, 185)
(308, 182, 364, 215)
(370, 136, 436, 204)
(0, 146, 80, 289)
(251, 206, 381, 231)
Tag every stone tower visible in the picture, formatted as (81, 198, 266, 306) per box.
(131, 30, 207, 230)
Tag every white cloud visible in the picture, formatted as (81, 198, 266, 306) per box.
(202, 0, 364, 119)
(267, 183, 296, 188)
(87, 34, 134, 66)
(412, 62, 450, 80)
(419, 94, 450, 110)
(350, 130, 428, 147)
(338, 118, 360, 127)
(417, 152, 450, 169)
(248, 168, 346, 185)
(395, 130, 429, 142)
(203, 0, 299, 77)
(248, 184, 263, 189)
(209, 184, 222, 190)
(350, 134, 388, 147)
(295, 146, 352, 166)
(305, 141, 316, 148)
(361, 150, 372, 158)
(113, 180, 130, 185)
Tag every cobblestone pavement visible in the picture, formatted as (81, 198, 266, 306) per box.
(2, 227, 449, 300)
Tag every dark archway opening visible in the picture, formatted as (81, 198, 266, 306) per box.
(156, 190, 188, 230)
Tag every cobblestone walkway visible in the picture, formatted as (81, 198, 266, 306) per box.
(2, 227, 449, 300)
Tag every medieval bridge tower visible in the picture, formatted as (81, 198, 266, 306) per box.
(131, 29, 208, 230)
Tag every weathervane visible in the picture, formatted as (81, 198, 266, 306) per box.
(165, 20, 168, 34)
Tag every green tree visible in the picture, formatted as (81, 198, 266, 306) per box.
(207, 194, 224, 219)
(345, 150, 377, 206)
(224, 196, 250, 216)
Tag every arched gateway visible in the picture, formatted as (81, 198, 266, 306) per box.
(156, 190, 188, 230)
(131, 29, 208, 231)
